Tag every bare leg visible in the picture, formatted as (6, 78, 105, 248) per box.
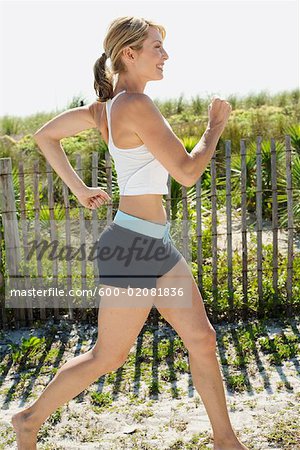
(154, 257, 249, 450)
(11, 288, 153, 450)
(188, 342, 249, 450)
(12, 349, 112, 450)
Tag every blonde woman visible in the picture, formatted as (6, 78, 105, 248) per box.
(12, 16, 248, 450)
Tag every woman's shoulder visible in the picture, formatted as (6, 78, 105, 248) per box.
(109, 92, 153, 125)
(115, 92, 157, 122)
(88, 100, 102, 122)
(86, 100, 108, 135)
(87, 93, 159, 142)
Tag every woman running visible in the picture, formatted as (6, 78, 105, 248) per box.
(11, 15, 249, 450)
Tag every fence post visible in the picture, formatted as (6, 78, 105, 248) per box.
(225, 140, 234, 320)
(181, 185, 189, 260)
(105, 151, 113, 225)
(46, 160, 59, 320)
(270, 138, 279, 307)
(166, 175, 172, 221)
(0, 157, 25, 328)
(62, 178, 74, 321)
(285, 135, 294, 316)
(75, 154, 87, 321)
(256, 136, 263, 316)
(211, 149, 218, 314)
(18, 156, 33, 326)
(240, 139, 248, 319)
(0, 215, 7, 329)
(195, 178, 203, 297)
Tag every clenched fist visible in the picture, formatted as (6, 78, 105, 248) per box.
(208, 96, 232, 131)
(74, 185, 111, 210)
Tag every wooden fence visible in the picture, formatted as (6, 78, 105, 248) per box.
(0, 135, 297, 329)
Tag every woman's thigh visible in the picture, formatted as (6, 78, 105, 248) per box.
(153, 257, 215, 347)
(92, 286, 153, 362)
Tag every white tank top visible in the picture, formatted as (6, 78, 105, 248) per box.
(105, 90, 170, 195)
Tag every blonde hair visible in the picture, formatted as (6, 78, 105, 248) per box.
(93, 16, 166, 102)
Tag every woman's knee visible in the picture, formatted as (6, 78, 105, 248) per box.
(184, 326, 217, 356)
(91, 347, 128, 373)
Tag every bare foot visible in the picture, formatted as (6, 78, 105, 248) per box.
(213, 436, 249, 450)
(11, 410, 39, 450)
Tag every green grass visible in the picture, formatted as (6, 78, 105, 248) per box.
(258, 332, 299, 364)
(264, 409, 300, 448)
(132, 407, 154, 422)
(166, 431, 212, 450)
(226, 373, 251, 392)
(8, 336, 46, 366)
(90, 391, 113, 408)
(1, 318, 299, 402)
(0, 318, 299, 449)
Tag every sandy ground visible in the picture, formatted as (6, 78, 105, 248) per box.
(0, 317, 299, 450)
(0, 211, 299, 449)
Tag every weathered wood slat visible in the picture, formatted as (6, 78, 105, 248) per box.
(166, 175, 172, 221)
(181, 185, 189, 260)
(211, 151, 218, 306)
(195, 178, 203, 295)
(105, 151, 113, 225)
(92, 151, 100, 301)
(0, 187, 7, 329)
(256, 136, 263, 315)
(240, 139, 248, 314)
(33, 160, 46, 321)
(270, 138, 279, 305)
(19, 157, 33, 325)
(75, 154, 87, 320)
(46, 161, 59, 319)
(225, 140, 234, 318)
(62, 178, 73, 320)
(285, 135, 294, 316)
(0, 158, 23, 327)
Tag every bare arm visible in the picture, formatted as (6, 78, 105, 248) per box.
(33, 103, 111, 209)
(127, 94, 231, 187)
(33, 104, 97, 195)
(187, 97, 232, 183)
(33, 135, 87, 195)
(186, 123, 225, 183)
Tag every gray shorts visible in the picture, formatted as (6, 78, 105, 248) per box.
(96, 215, 182, 289)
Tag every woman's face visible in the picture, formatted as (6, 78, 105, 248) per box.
(126, 26, 169, 81)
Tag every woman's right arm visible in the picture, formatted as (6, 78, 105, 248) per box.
(33, 103, 99, 196)
(34, 102, 111, 209)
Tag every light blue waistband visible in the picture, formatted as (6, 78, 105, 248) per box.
(113, 210, 172, 244)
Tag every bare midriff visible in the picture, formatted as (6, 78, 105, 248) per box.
(118, 195, 167, 225)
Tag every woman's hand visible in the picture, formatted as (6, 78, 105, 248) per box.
(208, 96, 232, 131)
(73, 185, 111, 210)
